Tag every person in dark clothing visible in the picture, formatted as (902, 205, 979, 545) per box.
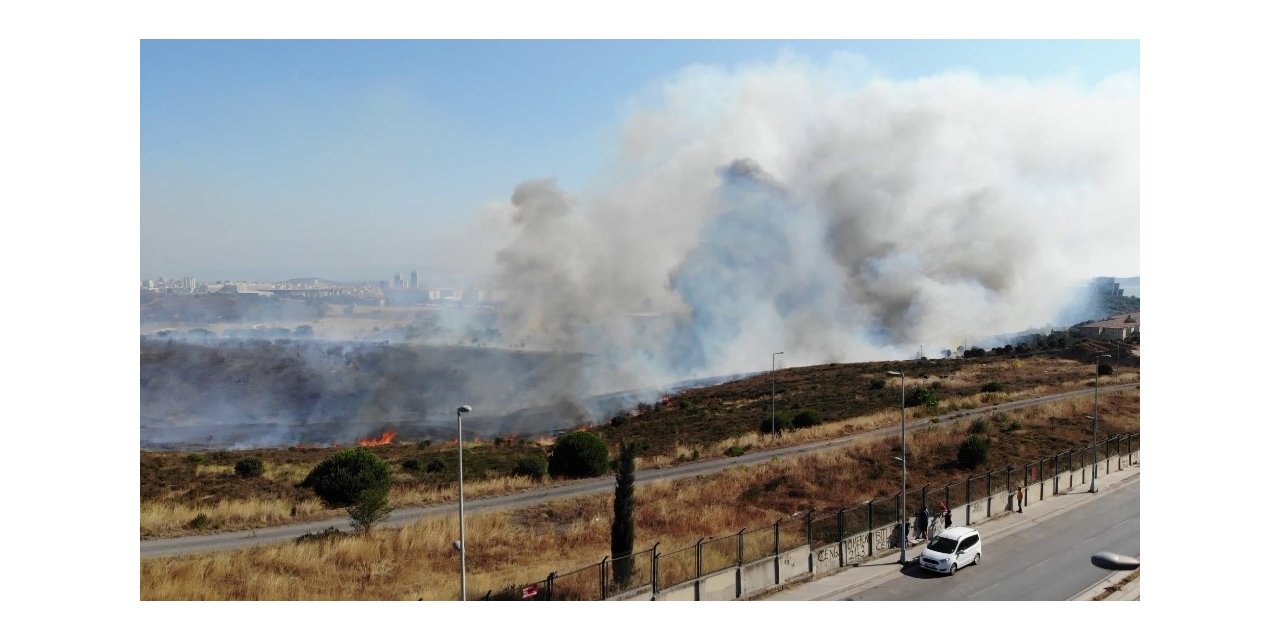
(915, 506, 930, 541)
(940, 501, 952, 528)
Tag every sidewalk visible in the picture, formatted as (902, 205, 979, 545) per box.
(762, 461, 1141, 601)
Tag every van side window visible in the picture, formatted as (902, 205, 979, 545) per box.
(959, 536, 975, 551)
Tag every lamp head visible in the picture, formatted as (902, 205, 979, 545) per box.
(457, 405, 472, 415)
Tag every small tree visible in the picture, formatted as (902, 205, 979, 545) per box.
(791, 409, 823, 429)
(513, 453, 549, 479)
(347, 486, 393, 535)
(759, 411, 792, 433)
(1098, 363, 1114, 376)
(957, 435, 990, 469)
(300, 448, 392, 508)
(234, 457, 264, 478)
(611, 442, 638, 589)
(548, 431, 610, 478)
(905, 386, 939, 409)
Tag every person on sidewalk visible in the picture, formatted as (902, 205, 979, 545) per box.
(940, 501, 952, 528)
(1016, 485, 1024, 513)
(915, 506, 930, 541)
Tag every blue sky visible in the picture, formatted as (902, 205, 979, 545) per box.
(141, 40, 1138, 281)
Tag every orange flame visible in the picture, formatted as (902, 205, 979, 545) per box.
(358, 430, 396, 447)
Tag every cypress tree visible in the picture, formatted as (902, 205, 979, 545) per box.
(611, 441, 638, 589)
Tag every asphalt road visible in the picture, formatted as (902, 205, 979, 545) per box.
(141, 382, 1139, 559)
(834, 479, 1140, 600)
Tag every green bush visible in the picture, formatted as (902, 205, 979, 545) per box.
(188, 513, 211, 529)
(869, 378, 887, 390)
(724, 444, 750, 457)
(759, 412, 793, 433)
(969, 419, 989, 434)
(980, 382, 1004, 393)
(905, 386, 938, 409)
(930, 380, 944, 390)
(295, 527, 345, 544)
(1098, 363, 1114, 376)
(401, 458, 424, 472)
(185, 453, 205, 464)
(418, 440, 432, 449)
(513, 454, 549, 479)
(234, 457, 264, 478)
(957, 435, 991, 469)
(548, 432, 610, 478)
(426, 458, 447, 473)
(300, 448, 392, 508)
(791, 409, 823, 429)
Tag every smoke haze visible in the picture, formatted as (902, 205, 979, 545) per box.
(479, 57, 1137, 386)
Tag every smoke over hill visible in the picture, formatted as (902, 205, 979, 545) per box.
(477, 58, 1137, 388)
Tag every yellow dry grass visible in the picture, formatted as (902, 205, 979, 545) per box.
(143, 388, 1140, 599)
(141, 497, 329, 537)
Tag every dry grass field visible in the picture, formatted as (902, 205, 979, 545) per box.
(140, 387, 1139, 600)
(141, 352, 1137, 538)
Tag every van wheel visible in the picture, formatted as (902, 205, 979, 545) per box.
(948, 564, 956, 576)
(973, 552, 981, 566)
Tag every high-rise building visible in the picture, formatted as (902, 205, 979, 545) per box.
(393, 272, 403, 289)
(410, 270, 418, 289)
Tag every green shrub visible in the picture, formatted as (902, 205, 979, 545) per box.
(234, 457, 264, 478)
(188, 513, 211, 529)
(791, 409, 823, 429)
(295, 527, 345, 544)
(418, 440, 432, 449)
(548, 431, 610, 478)
(969, 419, 988, 434)
(300, 448, 392, 508)
(1098, 363, 1114, 376)
(869, 378, 887, 390)
(905, 386, 938, 409)
(759, 412, 793, 433)
(185, 453, 205, 464)
(724, 444, 749, 457)
(426, 458, 447, 473)
(930, 380, 944, 390)
(980, 382, 1004, 393)
(513, 454, 549, 479)
(401, 458, 424, 472)
(957, 435, 991, 469)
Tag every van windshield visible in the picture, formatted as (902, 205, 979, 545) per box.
(927, 537, 958, 553)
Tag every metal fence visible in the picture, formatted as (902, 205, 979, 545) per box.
(483, 432, 1139, 601)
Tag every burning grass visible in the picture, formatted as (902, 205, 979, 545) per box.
(142, 388, 1139, 599)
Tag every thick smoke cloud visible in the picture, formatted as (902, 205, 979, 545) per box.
(482, 57, 1138, 388)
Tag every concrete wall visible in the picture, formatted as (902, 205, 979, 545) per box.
(812, 542, 841, 575)
(656, 581, 696, 601)
(608, 585, 653, 601)
(870, 522, 898, 555)
(842, 533, 869, 565)
(740, 556, 775, 596)
(699, 567, 738, 601)
(778, 546, 810, 584)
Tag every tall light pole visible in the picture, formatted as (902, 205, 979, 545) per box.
(456, 404, 472, 600)
(887, 370, 907, 564)
(1090, 355, 1110, 493)
(771, 351, 784, 437)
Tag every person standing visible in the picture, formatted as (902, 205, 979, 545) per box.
(1016, 485, 1025, 513)
(940, 501, 952, 529)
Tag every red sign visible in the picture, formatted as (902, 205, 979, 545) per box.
(521, 584, 538, 599)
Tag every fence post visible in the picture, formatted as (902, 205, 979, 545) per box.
(986, 472, 993, 517)
(837, 509, 846, 567)
(1053, 453, 1059, 494)
(806, 509, 814, 547)
(600, 555, 609, 600)
(1023, 464, 1030, 503)
(696, 537, 704, 580)
(1039, 458, 1045, 500)
(738, 528, 745, 566)
(867, 500, 874, 535)
(944, 483, 951, 513)
(651, 543, 661, 597)
(965, 476, 972, 525)
(773, 517, 784, 585)
(547, 572, 556, 601)
(1129, 433, 1134, 465)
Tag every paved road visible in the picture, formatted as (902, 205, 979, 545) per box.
(141, 383, 1139, 559)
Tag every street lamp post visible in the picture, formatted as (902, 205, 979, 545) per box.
(1090, 355, 1110, 493)
(456, 404, 472, 600)
(771, 352, 784, 438)
(887, 370, 906, 564)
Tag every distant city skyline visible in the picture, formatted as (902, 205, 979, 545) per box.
(142, 40, 1139, 280)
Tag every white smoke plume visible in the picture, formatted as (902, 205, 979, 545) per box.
(477, 55, 1137, 392)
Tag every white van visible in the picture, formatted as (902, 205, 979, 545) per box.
(918, 527, 982, 576)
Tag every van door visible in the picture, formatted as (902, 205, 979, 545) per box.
(957, 535, 976, 567)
